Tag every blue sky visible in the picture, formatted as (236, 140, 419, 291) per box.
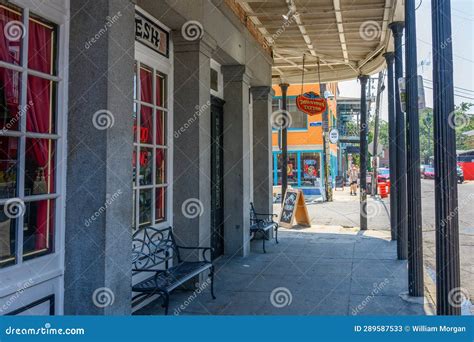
(338, 0, 474, 120)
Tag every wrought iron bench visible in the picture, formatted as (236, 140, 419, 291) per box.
(250, 202, 279, 253)
(132, 226, 215, 315)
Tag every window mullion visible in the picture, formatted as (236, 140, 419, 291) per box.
(151, 68, 157, 224)
(135, 62, 141, 229)
(16, 7, 30, 264)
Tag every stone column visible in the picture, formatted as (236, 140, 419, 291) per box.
(222, 65, 251, 257)
(251, 86, 274, 215)
(172, 35, 216, 253)
(65, 0, 135, 315)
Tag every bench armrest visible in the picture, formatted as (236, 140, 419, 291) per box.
(132, 268, 167, 273)
(176, 246, 213, 263)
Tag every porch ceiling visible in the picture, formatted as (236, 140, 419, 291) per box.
(236, 0, 404, 84)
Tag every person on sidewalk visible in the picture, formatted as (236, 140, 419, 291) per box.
(349, 164, 359, 196)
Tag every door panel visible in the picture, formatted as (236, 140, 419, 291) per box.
(210, 97, 225, 259)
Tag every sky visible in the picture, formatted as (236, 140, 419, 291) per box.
(338, 0, 474, 121)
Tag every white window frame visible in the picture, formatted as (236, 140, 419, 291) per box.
(0, 0, 69, 315)
(210, 59, 223, 99)
(133, 7, 173, 232)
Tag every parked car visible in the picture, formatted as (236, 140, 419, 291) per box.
(377, 168, 390, 182)
(457, 166, 464, 184)
(422, 166, 435, 179)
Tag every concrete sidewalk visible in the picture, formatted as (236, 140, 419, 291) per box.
(137, 226, 433, 316)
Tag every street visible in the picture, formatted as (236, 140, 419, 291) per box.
(274, 180, 474, 309)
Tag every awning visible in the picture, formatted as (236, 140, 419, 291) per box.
(236, 0, 404, 83)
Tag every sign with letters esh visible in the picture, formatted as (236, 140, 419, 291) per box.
(135, 11, 169, 57)
(279, 189, 311, 228)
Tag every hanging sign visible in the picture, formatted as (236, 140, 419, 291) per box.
(279, 189, 311, 228)
(398, 76, 426, 112)
(135, 10, 169, 57)
(329, 128, 339, 144)
(296, 91, 327, 116)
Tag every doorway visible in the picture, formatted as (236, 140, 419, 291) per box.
(210, 96, 225, 259)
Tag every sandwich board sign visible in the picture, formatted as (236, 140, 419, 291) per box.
(279, 189, 311, 228)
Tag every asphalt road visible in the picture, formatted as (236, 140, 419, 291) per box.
(420, 179, 474, 306)
(274, 179, 474, 307)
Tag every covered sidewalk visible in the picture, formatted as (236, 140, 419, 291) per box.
(137, 224, 432, 315)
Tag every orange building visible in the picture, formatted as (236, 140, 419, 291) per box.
(271, 83, 339, 192)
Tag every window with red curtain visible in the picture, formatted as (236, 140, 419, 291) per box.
(0, 4, 58, 268)
(132, 62, 167, 229)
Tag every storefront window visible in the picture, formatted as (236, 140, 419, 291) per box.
(0, 5, 58, 268)
(300, 152, 321, 186)
(276, 153, 298, 186)
(132, 62, 168, 229)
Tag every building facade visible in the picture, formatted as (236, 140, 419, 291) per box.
(0, 0, 273, 315)
(271, 83, 338, 196)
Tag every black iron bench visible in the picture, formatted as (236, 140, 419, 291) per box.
(250, 202, 279, 253)
(132, 226, 215, 315)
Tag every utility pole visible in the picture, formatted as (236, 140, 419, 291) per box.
(372, 71, 385, 196)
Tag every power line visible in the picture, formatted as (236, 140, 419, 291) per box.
(416, 38, 474, 63)
(423, 79, 474, 94)
(423, 85, 474, 100)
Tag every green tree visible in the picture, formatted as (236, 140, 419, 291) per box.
(419, 108, 433, 164)
(368, 118, 389, 151)
(453, 102, 474, 150)
(418, 103, 473, 164)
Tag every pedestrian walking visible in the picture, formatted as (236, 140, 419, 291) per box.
(349, 164, 359, 196)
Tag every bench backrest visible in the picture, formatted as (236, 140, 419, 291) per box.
(249, 202, 257, 224)
(132, 226, 180, 271)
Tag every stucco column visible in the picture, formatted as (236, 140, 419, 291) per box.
(65, 0, 135, 315)
(222, 65, 251, 257)
(251, 86, 274, 216)
(173, 35, 216, 252)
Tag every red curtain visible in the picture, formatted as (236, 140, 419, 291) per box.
(26, 19, 54, 251)
(0, 7, 21, 129)
(139, 67, 153, 145)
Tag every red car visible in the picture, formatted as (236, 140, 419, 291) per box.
(422, 166, 435, 179)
